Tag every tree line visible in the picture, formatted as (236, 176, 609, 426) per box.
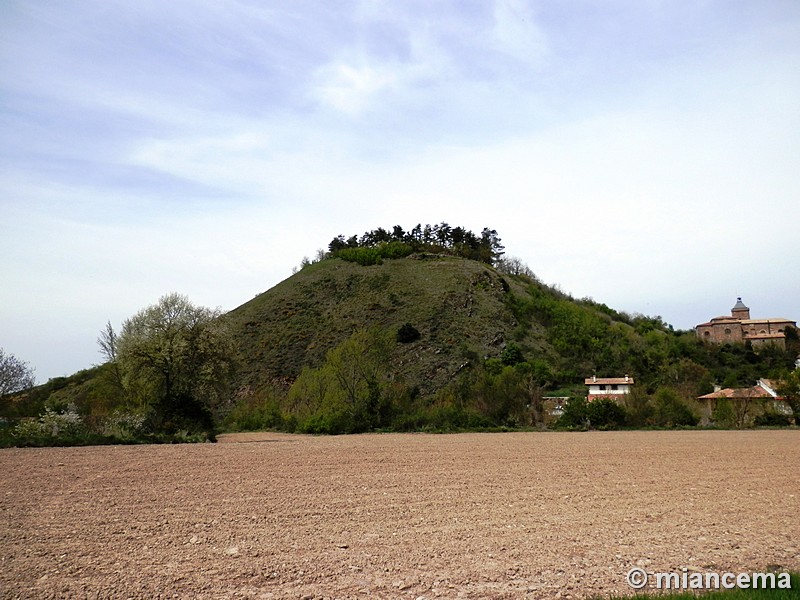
(327, 223, 505, 266)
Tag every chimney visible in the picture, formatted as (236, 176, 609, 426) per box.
(624, 374, 629, 382)
(592, 374, 596, 383)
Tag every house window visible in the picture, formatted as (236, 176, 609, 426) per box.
(704, 331, 711, 338)
(724, 328, 732, 335)
(611, 384, 618, 390)
(599, 385, 606, 390)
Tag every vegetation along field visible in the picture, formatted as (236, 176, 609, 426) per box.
(1, 430, 798, 599)
(2, 224, 799, 445)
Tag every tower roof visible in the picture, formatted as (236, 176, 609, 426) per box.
(732, 297, 749, 311)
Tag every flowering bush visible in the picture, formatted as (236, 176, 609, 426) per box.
(13, 404, 84, 440)
(102, 410, 146, 438)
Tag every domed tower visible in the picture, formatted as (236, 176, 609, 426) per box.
(731, 297, 750, 320)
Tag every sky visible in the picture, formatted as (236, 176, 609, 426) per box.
(2, 0, 799, 383)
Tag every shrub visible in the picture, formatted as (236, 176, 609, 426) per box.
(500, 343, 524, 366)
(712, 398, 735, 427)
(101, 410, 147, 439)
(396, 323, 421, 343)
(754, 411, 792, 427)
(586, 398, 627, 430)
(16, 405, 84, 438)
(652, 387, 699, 427)
(222, 390, 288, 432)
(556, 397, 589, 430)
(337, 247, 383, 266)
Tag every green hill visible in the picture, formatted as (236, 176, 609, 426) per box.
(220, 252, 797, 432)
(4, 248, 798, 443)
(227, 254, 546, 395)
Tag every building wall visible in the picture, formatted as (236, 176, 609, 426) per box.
(741, 319, 794, 338)
(587, 384, 632, 396)
(696, 319, 744, 344)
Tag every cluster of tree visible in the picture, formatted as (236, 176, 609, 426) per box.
(327, 223, 505, 265)
(97, 293, 237, 439)
(556, 387, 700, 431)
(223, 330, 552, 434)
(503, 275, 800, 396)
(223, 322, 800, 434)
(2, 294, 238, 447)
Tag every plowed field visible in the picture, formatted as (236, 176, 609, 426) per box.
(1, 430, 798, 599)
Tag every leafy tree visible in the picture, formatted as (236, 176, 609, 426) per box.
(479, 227, 505, 264)
(112, 293, 237, 435)
(652, 387, 699, 427)
(0, 348, 35, 397)
(500, 343, 524, 366)
(289, 329, 393, 433)
(469, 365, 529, 426)
(585, 398, 627, 430)
(556, 396, 589, 429)
(623, 386, 654, 427)
(776, 370, 800, 424)
(712, 399, 735, 428)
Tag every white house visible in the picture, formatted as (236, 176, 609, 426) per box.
(584, 375, 634, 402)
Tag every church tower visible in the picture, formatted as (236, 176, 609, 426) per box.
(731, 297, 750, 320)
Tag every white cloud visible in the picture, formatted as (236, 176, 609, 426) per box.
(490, 0, 549, 65)
(311, 60, 400, 114)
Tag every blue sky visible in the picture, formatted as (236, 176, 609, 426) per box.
(2, 0, 799, 382)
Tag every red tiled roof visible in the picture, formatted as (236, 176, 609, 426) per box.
(698, 386, 776, 400)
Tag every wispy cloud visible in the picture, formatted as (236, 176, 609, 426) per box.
(2, 0, 799, 380)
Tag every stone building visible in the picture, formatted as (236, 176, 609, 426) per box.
(697, 379, 793, 425)
(695, 298, 796, 348)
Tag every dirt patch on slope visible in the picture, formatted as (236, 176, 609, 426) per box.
(1, 430, 798, 598)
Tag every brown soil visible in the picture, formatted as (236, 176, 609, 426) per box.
(1, 430, 798, 599)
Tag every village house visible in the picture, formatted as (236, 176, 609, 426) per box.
(697, 379, 792, 425)
(584, 375, 634, 402)
(695, 298, 796, 349)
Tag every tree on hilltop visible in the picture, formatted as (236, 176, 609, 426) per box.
(327, 222, 505, 265)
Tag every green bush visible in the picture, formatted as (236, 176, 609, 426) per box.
(335, 241, 414, 266)
(586, 398, 627, 430)
(652, 387, 699, 427)
(337, 247, 383, 266)
(222, 396, 286, 432)
(712, 398, 735, 428)
(556, 397, 589, 430)
(754, 411, 792, 427)
(397, 323, 421, 343)
(500, 343, 524, 366)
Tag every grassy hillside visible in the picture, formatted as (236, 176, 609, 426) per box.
(225, 252, 797, 411)
(227, 254, 549, 395)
